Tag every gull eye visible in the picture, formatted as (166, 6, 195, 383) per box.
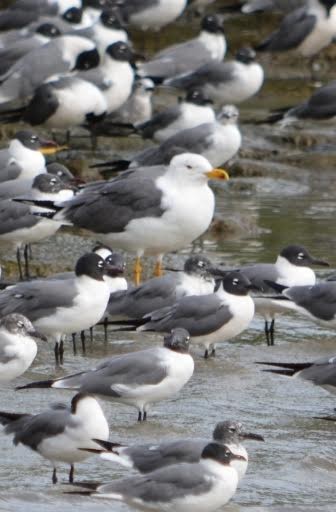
(97, 260, 104, 269)
(17, 321, 25, 329)
(229, 426, 236, 433)
(50, 178, 57, 184)
(297, 252, 305, 260)
(232, 278, 239, 285)
(186, 165, 192, 169)
(30, 135, 38, 142)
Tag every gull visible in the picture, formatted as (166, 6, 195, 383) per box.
(241, 0, 306, 13)
(165, 47, 264, 105)
(138, 13, 226, 83)
(232, 245, 329, 345)
(115, 0, 188, 30)
(255, 0, 336, 58)
(135, 88, 215, 142)
(0, 173, 75, 279)
(106, 105, 240, 170)
(0, 35, 100, 104)
(257, 356, 336, 411)
(0, 130, 60, 183)
(105, 254, 216, 323)
(85, 420, 264, 479)
(0, 393, 109, 484)
(0, 313, 46, 381)
(18, 328, 194, 422)
(116, 271, 256, 358)
(68, 443, 244, 512)
(0, 253, 113, 361)
(32, 153, 228, 284)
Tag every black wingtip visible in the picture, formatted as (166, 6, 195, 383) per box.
(313, 416, 336, 422)
(92, 438, 123, 451)
(264, 280, 288, 293)
(16, 379, 54, 391)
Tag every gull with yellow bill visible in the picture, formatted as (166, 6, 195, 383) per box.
(32, 153, 229, 284)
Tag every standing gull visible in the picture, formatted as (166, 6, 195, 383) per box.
(0, 393, 109, 484)
(33, 153, 228, 284)
(18, 328, 194, 422)
(115, 0, 188, 30)
(85, 420, 264, 478)
(69, 443, 244, 512)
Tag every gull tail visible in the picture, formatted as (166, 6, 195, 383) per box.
(13, 198, 62, 219)
(314, 415, 336, 421)
(263, 280, 288, 294)
(84, 120, 136, 138)
(65, 481, 102, 495)
(255, 361, 312, 376)
(97, 318, 145, 330)
(0, 411, 28, 425)
(0, 105, 25, 124)
(89, 159, 131, 172)
(16, 379, 54, 390)
(92, 438, 123, 451)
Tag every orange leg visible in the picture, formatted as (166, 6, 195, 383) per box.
(134, 256, 143, 285)
(153, 259, 163, 278)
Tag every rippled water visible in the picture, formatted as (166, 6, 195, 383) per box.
(0, 2, 336, 511)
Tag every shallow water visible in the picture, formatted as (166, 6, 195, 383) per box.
(0, 1, 336, 511)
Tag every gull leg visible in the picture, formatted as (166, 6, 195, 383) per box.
(134, 257, 143, 286)
(54, 342, 59, 366)
(143, 411, 147, 421)
(72, 333, 77, 354)
(23, 244, 30, 279)
(210, 345, 216, 357)
(69, 464, 74, 484)
(59, 339, 64, 365)
(153, 258, 163, 278)
(52, 468, 57, 484)
(265, 321, 271, 346)
(81, 331, 86, 353)
(270, 319, 275, 346)
(137, 411, 142, 422)
(16, 247, 23, 281)
(104, 317, 108, 342)
(204, 348, 209, 359)
(90, 327, 93, 342)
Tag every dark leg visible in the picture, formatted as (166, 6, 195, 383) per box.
(72, 333, 77, 354)
(16, 247, 23, 281)
(104, 317, 108, 342)
(54, 342, 59, 366)
(204, 348, 209, 359)
(210, 347, 216, 357)
(81, 331, 86, 353)
(52, 468, 57, 484)
(69, 464, 74, 484)
(23, 244, 30, 279)
(270, 319, 275, 346)
(90, 327, 93, 343)
(28, 244, 33, 260)
(264, 321, 271, 346)
(138, 411, 142, 422)
(59, 340, 64, 365)
(143, 411, 147, 421)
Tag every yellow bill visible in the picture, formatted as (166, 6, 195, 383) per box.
(206, 168, 229, 180)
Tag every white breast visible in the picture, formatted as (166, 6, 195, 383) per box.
(130, 0, 187, 29)
(198, 31, 226, 60)
(204, 123, 241, 166)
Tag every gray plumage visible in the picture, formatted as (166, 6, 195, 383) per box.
(242, 0, 306, 13)
(141, 293, 233, 336)
(0, 200, 40, 235)
(239, 264, 281, 293)
(282, 282, 336, 321)
(256, 7, 316, 52)
(59, 176, 164, 234)
(165, 60, 235, 91)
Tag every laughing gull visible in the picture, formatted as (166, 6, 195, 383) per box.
(0, 393, 109, 484)
(0, 313, 46, 381)
(231, 245, 329, 346)
(110, 105, 241, 168)
(0, 35, 100, 104)
(104, 254, 216, 323)
(18, 328, 194, 422)
(0, 76, 107, 130)
(165, 47, 264, 105)
(33, 153, 229, 284)
(135, 89, 215, 142)
(85, 420, 264, 479)
(263, 79, 336, 125)
(257, 355, 336, 395)
(138, 14, 226, 83)
(0, 23, 61, 75)
(116, 271, 256, 358)
(0, 253, 113, 361)
(0, 173, 75, 279)
(115, 0, 188, 30)
(261, 280, 336, 330)
(69, 443, 243, 511)
(46, 162, 75, 184)
(255, 0, 336, 57)
(0, 130, 60, 183)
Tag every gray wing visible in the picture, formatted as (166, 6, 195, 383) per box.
(143, 294, 233, 336)
(56, 349, 168, 396)
(0, 337, 21, 364)
(77, 67, 109, 90)
(126, 438, 206, 473)
(141, 40, 212, 79)
(165, 61, 235, 90)
(0, 179, 33, 200)
(0, 200, 38, 235)
(3, 408, 68, 450)
(0, 38, 42, 75)
(290, 81, 336, 120)
(62, 177, 165, 234)
(0, 279, 76, 321)
(299, 356, 336, 387)
(97, 463, 211, 502)
(135, 123, 213, 166)
(0, 39, 67, 100)
(137, 105, 181, 139)
(256, 8, 316, 51)
(0, 162, 23, 182)
(107, 274, 178, 318)
(241, 264, 278, 292)
(285, 283, 336, 321)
